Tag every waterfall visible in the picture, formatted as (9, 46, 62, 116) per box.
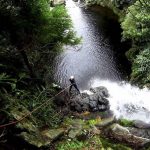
(54, 0, 150, 123)
(91, 79, 150, 122)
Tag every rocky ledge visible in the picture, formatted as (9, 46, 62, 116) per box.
(6, 86, 150, 149)
(70, 86, 110, 112)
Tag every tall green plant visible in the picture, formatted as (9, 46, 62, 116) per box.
(131, 46, 150, 86)
(121, 0, 150, 43)
(0, 0, 79, 79)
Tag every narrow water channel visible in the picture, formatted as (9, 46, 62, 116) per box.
(54, 0, 150, 123)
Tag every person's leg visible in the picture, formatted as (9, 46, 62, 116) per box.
(69, 84, 73, 94)
(73, 84, 80, 94)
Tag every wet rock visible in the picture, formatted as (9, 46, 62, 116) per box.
(89, 100, 97, 109)
(20, 128, 65, 148)
(96, 115, 115, 127)
(90, 86, 109, 97)
(98, 104, 107, 111)
(133, 120, 150, 129)
(11, 106, 66, 148)
(11, 106, 37, 133)
(71, 102, 82, 112)
(54, 90, 69, 106)
(41, 128, 65, 141)
(105, 123, 150, 148)
(127, 127, 150, 139)
(19, 132, 46, 148)
(89, 94, 99, 101)
(53, 0, 65, 5)
(67, 119, 85, 139)
(68, 127, 83, 139)
(70, 86, 110, 112)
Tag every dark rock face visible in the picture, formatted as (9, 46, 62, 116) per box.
(70, 86, 110, 112)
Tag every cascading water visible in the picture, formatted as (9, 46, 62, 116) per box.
(91, 79, 150, 123)
(54, 0, 150, 122)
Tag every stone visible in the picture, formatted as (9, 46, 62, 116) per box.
(111, 124, 130, 134)
(70, 86, 110, 112)
(20, 128, 65, 148)
(53, 0, 65, 6)
(41, 128, 65, 140)
(81, 97, 90, 105)
(127, 127, 150, 139)
(105, 123, 150, 148)
(133, 120, 150, 129)
(90, 126, 101, 135)
(11, 106, 37, 133)
(82, 104, 89, 111)
(67, 119, 84, 139)
(68, 127, 82, 139)
(89, 94, 99, 102)
(98, 104, 107, 111)
(90, 86, 109, 97)
(98, 97, 109, 105)
(96, 116, 115, 127)
(89, 100, 97, 109)
(73, 103, 82, 112)
(19, 132, 46, 148)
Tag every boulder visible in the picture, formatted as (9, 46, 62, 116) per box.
(127, 127, 150, 139)
(66, 119, 85, 139)
(133, 120, 150, 129)
(41, 128, 65, 141)
(105, 123, 150, 148)
(70, 86, 110, 112)
(53, 0, 65, 6)
(96, 115, 115, 128)
(20, 128, 65, 148)
(90, 86, 109, 97)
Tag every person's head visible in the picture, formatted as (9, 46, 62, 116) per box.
(70, 76, 74, 79)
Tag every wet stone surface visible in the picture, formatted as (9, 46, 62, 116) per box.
(70, 86, 110, 112)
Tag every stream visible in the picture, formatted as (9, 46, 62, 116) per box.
(54, 0, 150, 123)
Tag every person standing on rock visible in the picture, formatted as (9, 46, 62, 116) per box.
(69, 76, 80, 95)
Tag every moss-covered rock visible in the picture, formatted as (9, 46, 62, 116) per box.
(56, 135, 132, 150)
(11, 106, 38, 133)
(10, 105, 65, 148)
(19, 132, 46, 148)
(19, 128, 65, 148)
(118, 118, 134, 127)
(100, 137, 132, 150)
(105, 123, 150, 148)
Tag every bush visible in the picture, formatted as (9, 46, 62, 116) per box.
(131, 46, 150, 86)
(121, 0, 150, 43)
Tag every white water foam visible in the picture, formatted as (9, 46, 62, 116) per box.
(90, 79, 150, 123)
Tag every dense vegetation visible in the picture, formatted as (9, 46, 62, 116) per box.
(0, 0, 150, 149)
(121, 0, 150, 87)
(0, 0, 79, 148)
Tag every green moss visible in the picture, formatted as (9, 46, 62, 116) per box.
(100, 137, 132, 150)
(119, 119, 134, 127)
(87, 118, 102, 127)
(56, 139, 88, 150)
(56, 136, 103, 150)
(56, 136, 132, 150)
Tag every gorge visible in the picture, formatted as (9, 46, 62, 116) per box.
(54, 0, 150, 123)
